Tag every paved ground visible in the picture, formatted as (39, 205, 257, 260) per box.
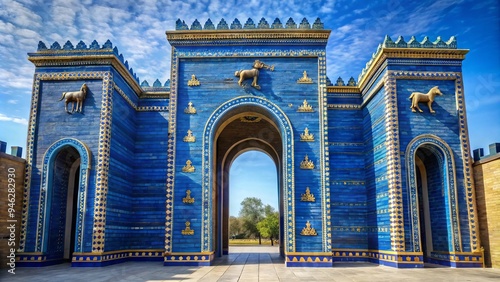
(2, 246, 500, 281)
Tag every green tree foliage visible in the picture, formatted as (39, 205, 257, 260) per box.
(239, 197, 265, 244)
(257, 205, 279, 246)
(229, 216, 244, 238)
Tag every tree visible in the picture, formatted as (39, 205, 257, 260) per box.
(239, 197, 265, 244)
(229, 216, 243, 239)
(257, 205, 279, 246)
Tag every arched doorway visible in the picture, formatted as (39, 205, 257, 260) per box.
(202, 97, 294, 258)
(216, 113, 283, 258)
(38, 138, 91, 262)
(406, 135, 461, 265)
(415, 147, 446, 262)
(44, 146, 80, 260)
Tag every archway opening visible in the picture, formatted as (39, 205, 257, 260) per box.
(415, 145, 449, 264)
(211, 106, 285, 258)
(46, 146, 81, 261)
(228, 151, 279, 249)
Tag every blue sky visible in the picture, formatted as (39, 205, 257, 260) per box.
(230, 151, 278, 216)
(0, 0, 498, 214)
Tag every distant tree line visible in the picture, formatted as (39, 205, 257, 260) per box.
(229, 197, 279, 245)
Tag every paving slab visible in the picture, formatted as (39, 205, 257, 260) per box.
(2, 246, 500, 281)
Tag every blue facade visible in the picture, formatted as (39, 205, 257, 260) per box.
(16, 18, 482, 268)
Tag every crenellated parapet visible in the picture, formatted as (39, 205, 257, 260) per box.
(141, 79, 171, 92)
(168, 17, 329, 46)
(333, 76, 357, 87)
(357, 35, 462, 86)
(326, 76, 333, 86)
(329, 35, 466, 92)
(176, 17, 324, 31)
(29, 39, 172, 97)
(33, 39, 141, 85)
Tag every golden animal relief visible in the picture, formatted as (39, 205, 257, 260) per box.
(181, 221, 194, 235)
(300, 155, 315, 169)
(183, 129, 195, 142)
(183, 190, 195, 204)
(297, 99, 314, 112)
(300, 221, 317, 236)
(300, 187, 315, 202)
(184, 102, 197, 114)
(182, 160, 195, 172)
(235, 60, 274, 90)
(300, 127, 314, 141)
(297, 70, 313, 84)
(409, 86, 443, 114)
(59, 83, 88, 113)
(187, 74, 200, 86)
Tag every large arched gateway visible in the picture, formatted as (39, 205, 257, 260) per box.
(18, 17, 481, 268)
(203, 98, 292, 258)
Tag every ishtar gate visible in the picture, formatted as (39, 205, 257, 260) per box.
(14, 17, 484, 268)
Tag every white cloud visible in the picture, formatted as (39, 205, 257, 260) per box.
(0, 65, 35, 89)
(0, 0, 43, 28)
(7, 100, 18, 104)
(0, 113, 29, 125)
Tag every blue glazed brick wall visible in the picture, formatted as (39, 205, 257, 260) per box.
(23, 38, 480, 264)
(105, 70, 169, 251)
(363, 87, 391, 251)
(132, 110, 168, 249)
(173, 51, 325, 252)
(27, 77, 104, 252)
(328, 103, 367, 250)
(105, 86, 136, 251)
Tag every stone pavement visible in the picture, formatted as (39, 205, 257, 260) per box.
(2, 246, 500, 281)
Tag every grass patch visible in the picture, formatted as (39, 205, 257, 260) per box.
(229, 239, 276, 246)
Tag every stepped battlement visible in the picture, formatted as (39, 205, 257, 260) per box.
(331, 35, 462, 89)
(175, 17, 324, 30)
(357, 35, 459, 83)
(31, 39, 140, 85)
(141, 79, 170, 92)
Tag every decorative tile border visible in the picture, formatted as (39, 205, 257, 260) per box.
(327, 104, 361, 110)
(332, 249, 424, 266)
(114, 84, 169, 112)
(164, 252, 214, 264)
(285, 255, 332, 267)
(174, 49, 326, 59)
(328, 142, 364, 147)
(382, 72, 405, 251)
(429, 251, 483, 264)
(91, 72, 113, 252)
(330, 181, 365, 186)
(165, 50, 179, 254)
(318, 53, 331, 253)
(72, 250, 163, 263)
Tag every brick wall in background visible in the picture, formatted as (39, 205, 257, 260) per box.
(0, 152, 25, 269)
(474, 152, 500, 268)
